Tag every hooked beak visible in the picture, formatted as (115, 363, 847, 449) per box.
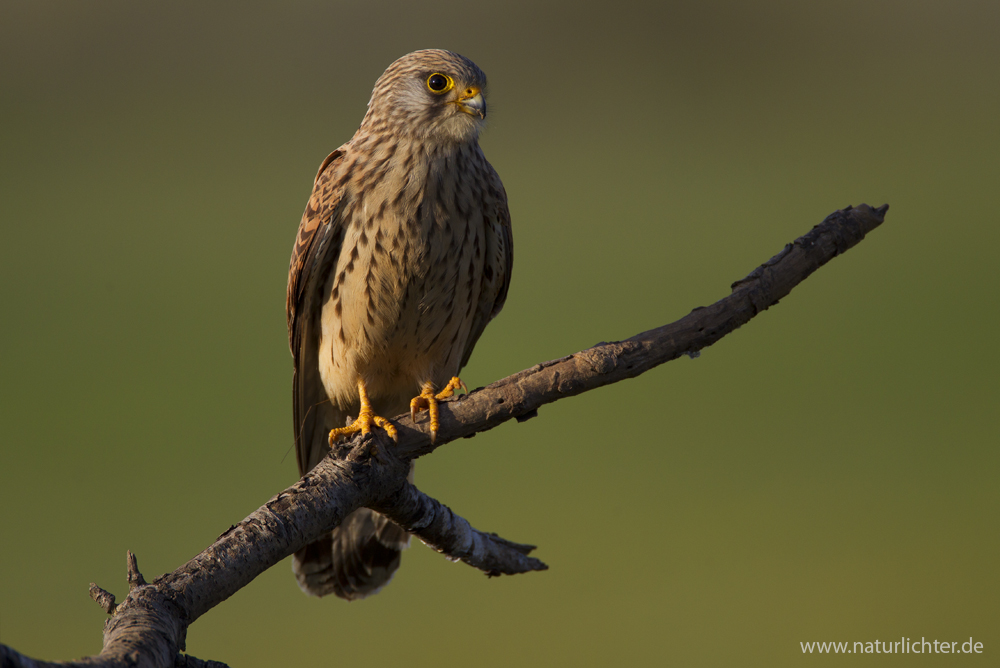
(454, 86, 486, 119)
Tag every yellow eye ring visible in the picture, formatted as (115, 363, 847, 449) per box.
(426, 73, 454, 94)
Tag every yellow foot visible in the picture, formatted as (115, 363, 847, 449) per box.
(329, 379, 398, 446)
(410, 377, 467, 443)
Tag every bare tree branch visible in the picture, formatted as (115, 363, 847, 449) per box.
(0, 204, 887, 667)
(392, 203, 889, 460)
(374, 481, 548, 575)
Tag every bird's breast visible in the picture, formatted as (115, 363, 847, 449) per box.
(317, 142, 490, 410)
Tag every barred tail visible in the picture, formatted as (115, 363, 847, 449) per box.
(293, 507, 410, 600)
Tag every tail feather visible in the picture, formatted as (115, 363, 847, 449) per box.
(293, 508, 410, 599)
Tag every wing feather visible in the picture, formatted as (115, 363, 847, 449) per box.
(460, 171, 513, 370)
(287, 148, 349, 475)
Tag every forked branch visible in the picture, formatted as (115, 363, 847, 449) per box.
(0, 204, 887, 668)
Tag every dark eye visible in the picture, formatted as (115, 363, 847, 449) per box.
(426, 73, 453, 93)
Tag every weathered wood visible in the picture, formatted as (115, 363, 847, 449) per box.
(374, 481, 548, 575)
(1, 204, 887, 667)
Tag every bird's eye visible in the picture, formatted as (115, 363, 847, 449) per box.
(426, 73, 453, 94)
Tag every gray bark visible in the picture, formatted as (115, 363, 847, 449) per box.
(0, 204, 887, 668)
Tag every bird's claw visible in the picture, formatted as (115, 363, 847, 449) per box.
(410, 376, 466, 443)
(329, 379, 399, 453)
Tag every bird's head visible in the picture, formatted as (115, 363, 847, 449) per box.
(362, 49, 489, 145)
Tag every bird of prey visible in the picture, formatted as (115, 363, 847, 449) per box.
(286, 50, 512, 600)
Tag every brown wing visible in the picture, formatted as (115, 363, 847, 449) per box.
(287, 148, 344, 352)
(287, 148, 349, 475)
(460, 169, 513, 370)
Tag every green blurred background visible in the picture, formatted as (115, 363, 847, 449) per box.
(2, 1, 997, 665)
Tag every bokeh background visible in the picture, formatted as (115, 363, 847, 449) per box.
(2, 1, 997, 665)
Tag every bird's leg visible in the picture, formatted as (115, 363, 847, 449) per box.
(329, 379, 398, 445)
(410, 377, 467, 443)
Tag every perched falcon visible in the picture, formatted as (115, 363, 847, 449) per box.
(287, 50, 512, 600)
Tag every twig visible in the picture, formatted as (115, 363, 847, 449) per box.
(374, 481, 548, 575)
